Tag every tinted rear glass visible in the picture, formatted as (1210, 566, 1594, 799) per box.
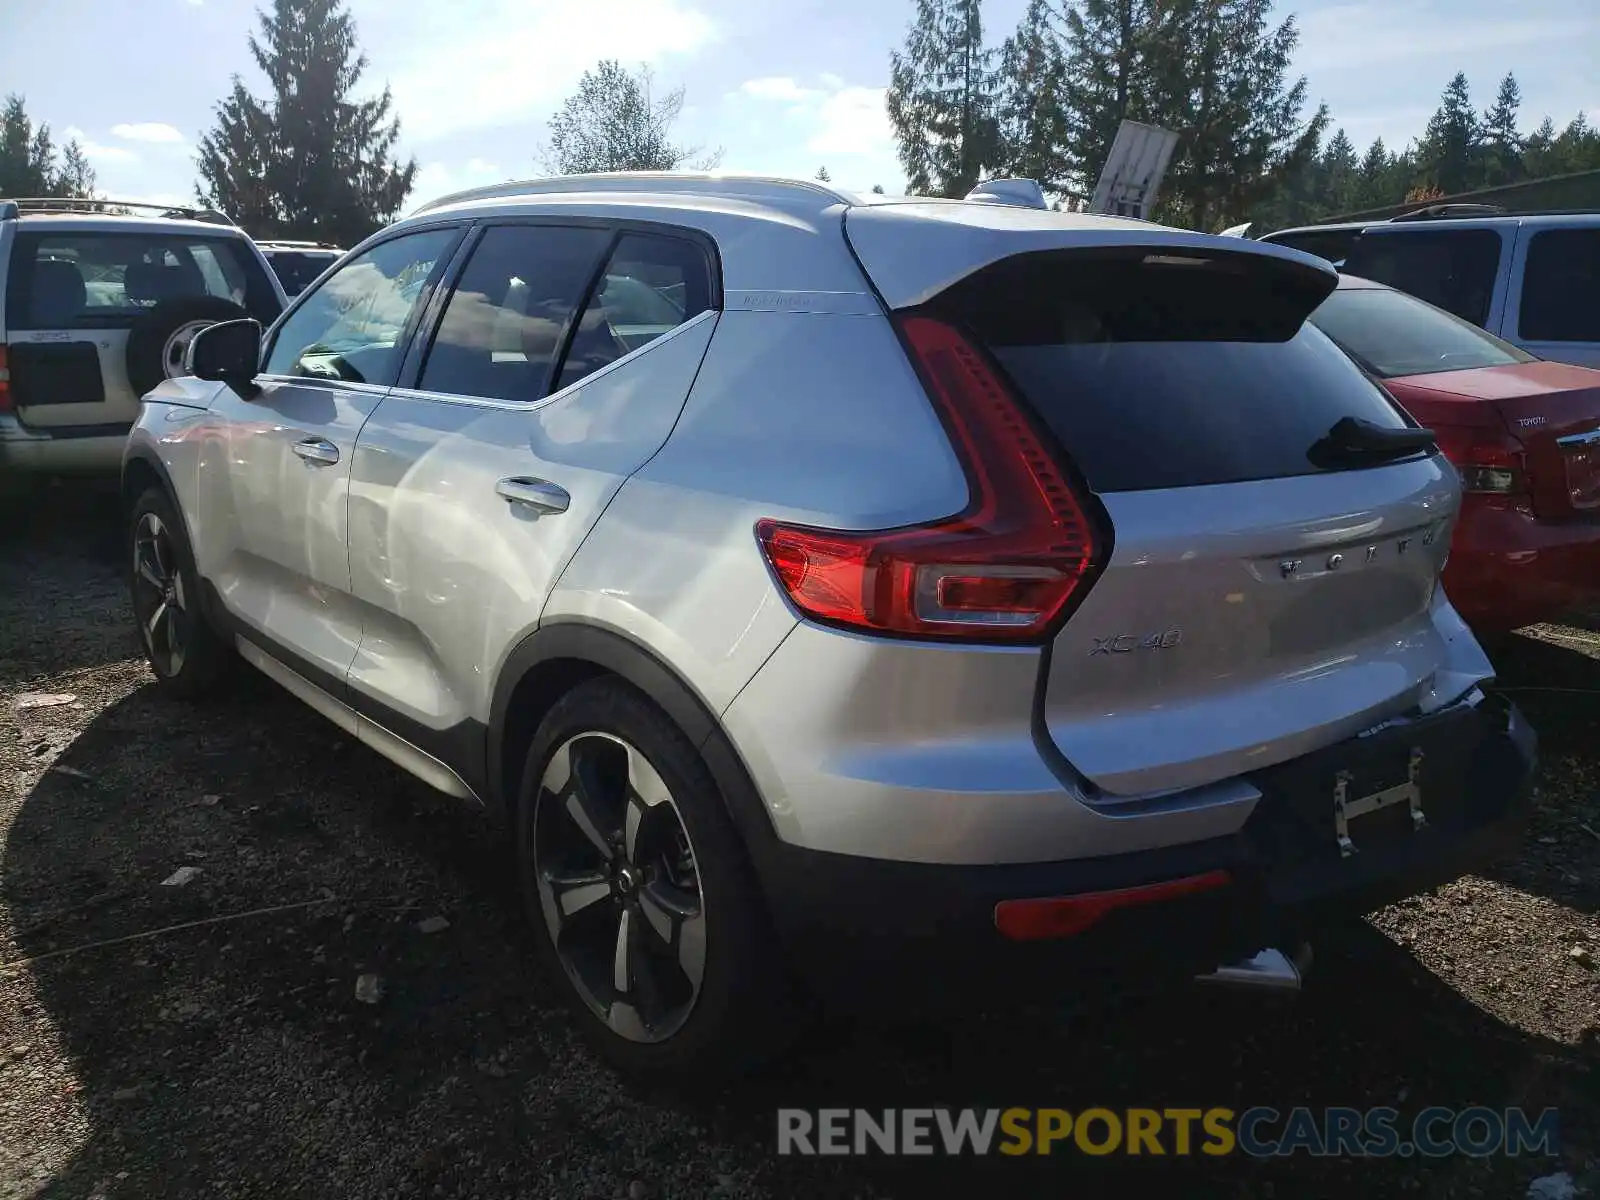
(1311, 286, 1532, 377)
(5, 231, 281, 329)
(938, 252, 1412, 493)
(266, 250, 341, 295)
(1261, 228, 1363, 265)
(1340, 228, 1504, 327)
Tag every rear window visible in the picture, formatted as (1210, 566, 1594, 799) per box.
(1311, 286, 1533, 378)
(266, 250, 341, 296)
(937, 251, 1412, 493)
(1339, 228, 1504, 327)
(1519, 228, 1600, 343)
(1260, 228, 1363, 266)
(5, 231, 281, 329)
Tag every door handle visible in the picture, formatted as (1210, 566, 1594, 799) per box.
(495, 477, 570, 514)
(291, 437, 340, 465)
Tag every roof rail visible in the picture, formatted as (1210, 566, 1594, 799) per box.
(257, 239, 343, 249)
(1, 197, 238, 225)
(1389, 202, 1508, 222)
(411, 171, 854, 216)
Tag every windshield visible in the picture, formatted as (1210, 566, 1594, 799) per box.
(1310, 286, 1534, 378)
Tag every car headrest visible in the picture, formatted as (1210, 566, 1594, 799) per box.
(30, 259, 87, 325)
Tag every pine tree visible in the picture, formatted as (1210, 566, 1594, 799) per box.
(1417, 71, 1482, 195)
(994, 0, 1069, 192)
(1551, 112, 1600, 174)
(815, 166, 831, 181)
(1480, 72, 1523, 187)
(1523, 116, 1558, 179)
(1058, 0, 1156, 201)
(543, 61, 719, 174)
(1149, 0, 1326, 231)
(195, 0, 416, 245)
(871, 183, 886, 193)
(0, 94, 95, 197)
(1321, 127, 1358, 215)
(887, 0, 1002, 197)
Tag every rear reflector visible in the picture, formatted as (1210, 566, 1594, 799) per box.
(994, 870, 1233, 942)
(1431, 422, 1528, 496)
(755, 315, 1103, 643)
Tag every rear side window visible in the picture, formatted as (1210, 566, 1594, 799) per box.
(1261, 228, 1363, 266)
(418, 224, 611, 402)
(938, 251, 1411, 493)
(267, 251, 341, 296)
(1310, 286, 1533, 378)
(553, 232, 714, 392)
(5, 231, 281, 329)
(1340, 229, 1503, 327)
(1519, 229, 1600, 342)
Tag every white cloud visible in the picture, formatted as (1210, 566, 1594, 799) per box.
(354, 0, 716, 143)
(411, 157, 507, 207)
(738, 77, 821, 103)
(111, 122, 186, 144)
(807, 87, 892, 157)
(64, 126, 139, 166)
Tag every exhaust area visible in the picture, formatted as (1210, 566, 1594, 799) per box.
(1195, 943, 1313, 993)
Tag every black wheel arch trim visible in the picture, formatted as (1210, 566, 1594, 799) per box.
(489, 621, 783, 870)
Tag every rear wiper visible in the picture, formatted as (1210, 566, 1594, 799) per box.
(1307, 416, 1436, 468)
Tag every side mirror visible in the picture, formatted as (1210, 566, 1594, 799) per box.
(186, 318, 262, 389)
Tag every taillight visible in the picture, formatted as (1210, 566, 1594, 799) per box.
(1431, 422, 1528, 495)
(754, 314, 1103, 643)
(0, 345, 11, 413)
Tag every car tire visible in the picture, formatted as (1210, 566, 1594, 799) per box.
(516, 678, 794, 1080)
(125, 296, 250, 397)
(127, 486, 232, 698)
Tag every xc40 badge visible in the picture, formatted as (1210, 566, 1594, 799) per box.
(1090, 629, 1183, 655)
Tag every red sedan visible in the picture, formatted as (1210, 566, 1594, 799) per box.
(1310, 275, 1600, 633)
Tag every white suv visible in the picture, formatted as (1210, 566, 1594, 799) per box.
(124, 173, 1536, 1079)
(0, 198, 285, 475)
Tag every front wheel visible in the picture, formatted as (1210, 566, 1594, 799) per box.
(516, 679, 793, 1079)
(127, 487, 232, 698)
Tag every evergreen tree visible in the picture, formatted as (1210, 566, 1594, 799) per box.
(1149, 0, 1326, 230)
(1480, 72, 1523, 186)
(887, 0, 1002, 197)
(1058, 0, 1156, 201)
(1353, 136, 1394, 211)
(871, 183, 886, 193)
(994, 0, 1069, 192)
(1417, 71, 1482, 195)
(815, 166, 831, 181)
(1523, 115, 1559, 179)
(0, 95, 95, 197)
(1320, 127, 1358, 215)
(543, 61, 719, 174)
(195, 0, 416, 245)
(1550, 112, 1600, 174)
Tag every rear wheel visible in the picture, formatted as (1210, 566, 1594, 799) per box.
(516, 679, 792, 1079)
(127, 487, 231, 698)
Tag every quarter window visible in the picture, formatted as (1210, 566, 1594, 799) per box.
(1519, 229, 1600, 342)
(1340, 229, 1504, 328)
(553, 233, 714, 392)
(263, 228, 457, 386)
(417, 225, 611, 402)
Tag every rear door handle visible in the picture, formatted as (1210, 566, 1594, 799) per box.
(291, 437, 340, 465)
(496, 477, 570, 514)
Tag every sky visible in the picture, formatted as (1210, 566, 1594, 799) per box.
(1, 0, 1597, 212)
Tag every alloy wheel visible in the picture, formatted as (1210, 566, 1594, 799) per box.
(131, 511, 188, 677)
(532, 732, 706, 1044)
(162, 319, 215, 379)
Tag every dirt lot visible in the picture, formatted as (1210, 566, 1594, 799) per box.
(1, 483, 1597, 1200)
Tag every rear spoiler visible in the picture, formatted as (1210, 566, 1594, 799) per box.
(844, 204, 1336, 311)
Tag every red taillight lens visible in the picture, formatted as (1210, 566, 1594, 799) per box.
(0, 345, 11, 413)
(755, 315, 1103, 642)
(1430, 421, 1528, 495)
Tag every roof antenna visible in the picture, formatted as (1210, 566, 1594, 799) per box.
(963, 179, 1048, 210)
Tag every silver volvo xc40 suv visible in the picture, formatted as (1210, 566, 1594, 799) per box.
(122, 174, 1536, 1078)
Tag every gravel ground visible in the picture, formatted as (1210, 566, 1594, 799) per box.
(1, 482, 1597, 1200)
